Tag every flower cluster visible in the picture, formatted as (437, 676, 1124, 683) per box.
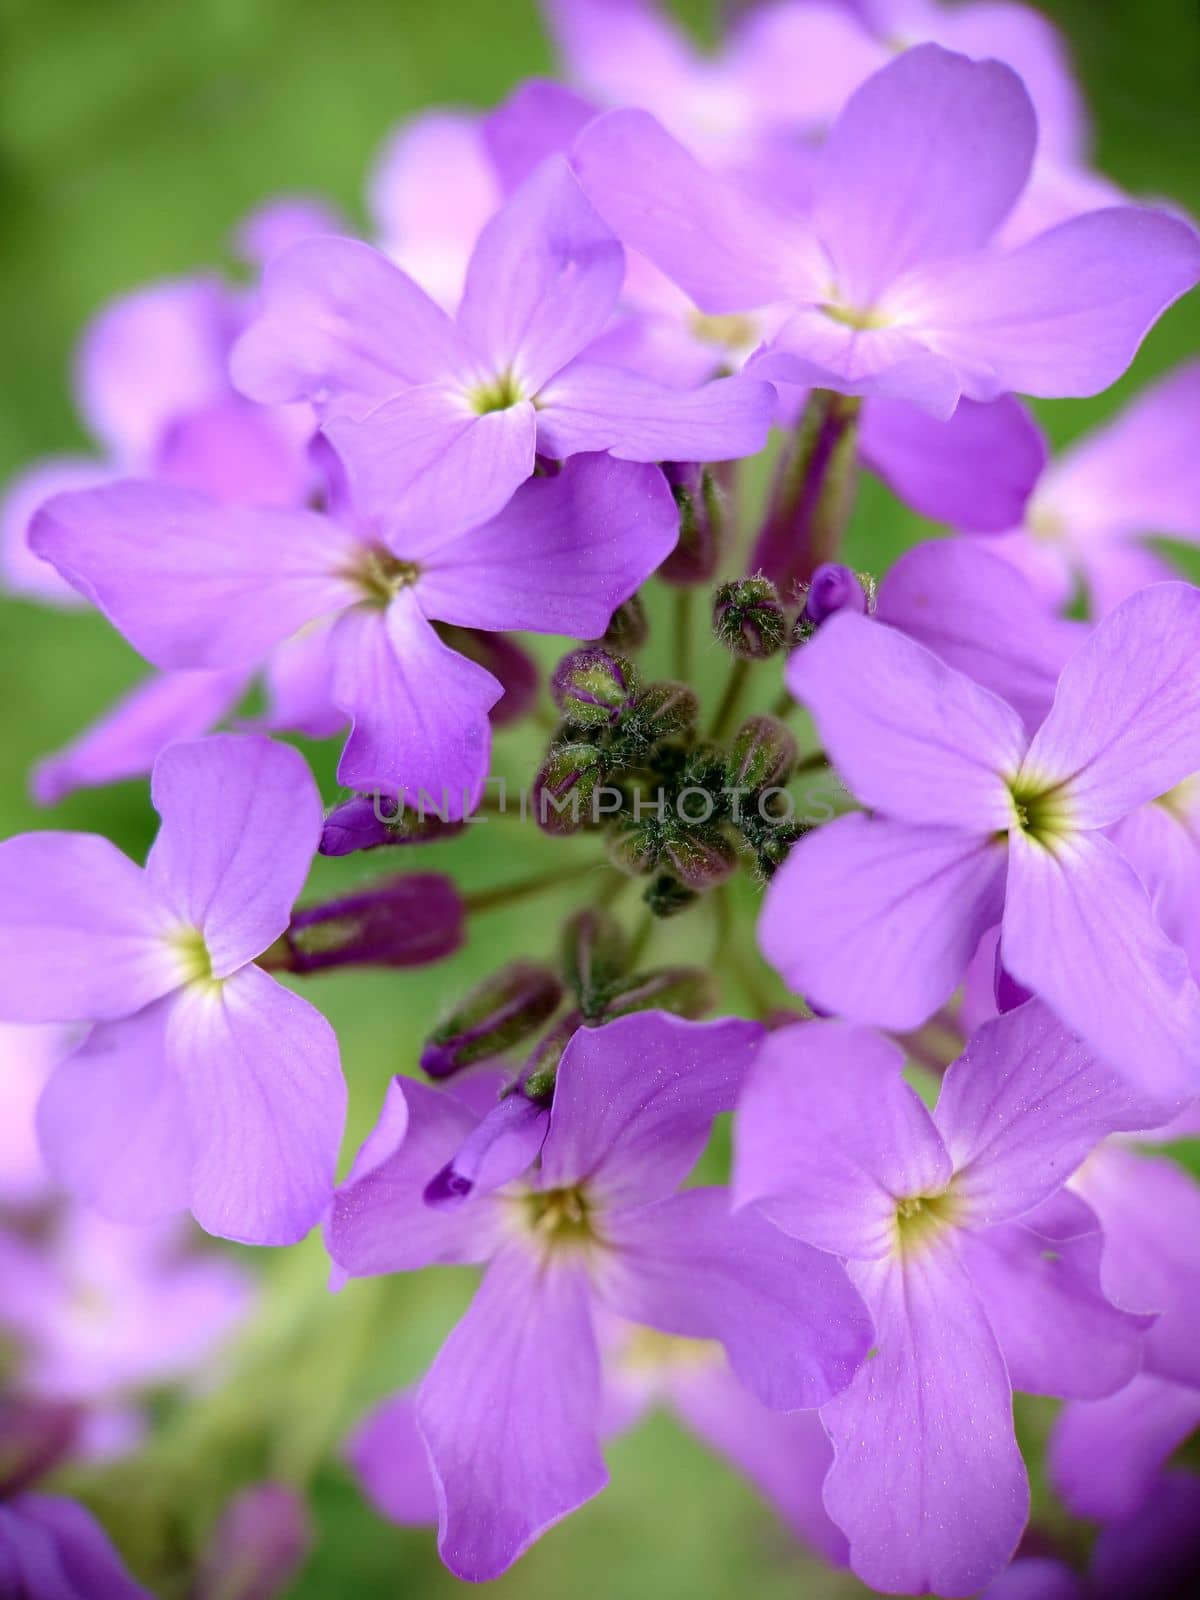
(3, 1, 1200, 1596)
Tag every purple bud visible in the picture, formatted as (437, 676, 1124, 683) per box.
(0, 1399, 79, 1499)
(726, 715, 798, 791)
(660, 463, 722, 586)
(532, 742, 605, 836)
(270, 875, 464, 975)
(561, 909, 629, 1007)
(602, 966, 717, 1021)
(421, 961, 563, 1078)
(438, 626, 539, 727)
(802, 563, 869, 626)
(632, 681, 698, 742)
(551, 647, 639, 728)
(712, 577, 787, 659)
(195, 1483, 311, 1600)
(423, 1092, 549, 1209)
(643, 875, 698, 918)
(662, 828, 738, 890)
(594, 594, 649, 653)
(519, 1011, 581, 1102)
(319, 794, 464, 856)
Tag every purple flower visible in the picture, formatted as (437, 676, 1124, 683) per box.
(231, 157, 775, 545)
(761, 582, 1200, 1110)
(733, 1002, 1154, 1596)
(0, 733, 346, 1245)
(327, 1011, 872, 1580)
(573, 45, 1200, 417)
(31, 451, 677, 811)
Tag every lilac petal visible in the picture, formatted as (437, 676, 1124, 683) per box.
(544, 0, 698, 113)
(482, 80, 598, 196)
(814, 45, 1036, 308)
(166, 967, 345, 1245)
(571, 109, 822, 312)
(0, 834, 177, 1023)
(0, 1022, 66, 1208)
(788, 612, 1028, 828)
(417, 1248, 606, 1582)
(1, 458, 108, 607)
(725, 1, 886, 129)
(29, 481, 358, 670)
(146, 734, 323, 977)
(747, 315, 962, 418)
(418, 454, 676, 636)
(1073, 1144, 1200, 1387)
(666, 1367, 848, 1564)
(32, 670, 250, 808)
(328, 1077, 504, 1274)
(893, 207, 1200, 401)
(1090, 1471, 1200, 1597)
(934, 1000, 1144, 1228)
(323, 387, 538, 549)
(875, 539, 1082, 735)
(600, 1187, 871, 1410)
(535, 364, 774, 463)
(859, 395, 1047, 533)
(1002, 829, 1200, 1110)
(236, 195, 346, 267)
(456, 158, 624, 393)
(733, 1019, 948, 1258)
(255, 621, 343, 740)
(230, 237, 474, 409)
(538, 1012, 763, 1207)
(963, 1192, 1151, 1398)
(982, 1557, 1087, 1600)
(1050, 1374, 1200, 1521)
(330, 594, 499, 814)
(156, 398, 313, 509)
(75, 277, 234, 465)
(36, 1002, 193, 1223)
(821, 1239, 1028, 1597)
(439, 628, 539, 727)
(1019, 583, 1200, 828)
(4, 1494, 153, 1599)
(345, 1391, 438, 1526)
(426, 1094, 548, 1207)
(1078, 540, 1181, 621)
(760, 814, 1007, 1029)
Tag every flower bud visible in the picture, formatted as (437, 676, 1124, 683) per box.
(712, 577, 787, 659)
(643, 875, 698, 918)
(607, 816, 663, 878)
(561, 909, 630, 1007)
(662, 827, 738, 890)
(269, 875, 464, 975)
(602, 966, 717, 1021)
(420, 961, 563, 1078)
(195, 1483, 311, 1600)
(532, 742, 606, 836)
(726, 715, 798, 792)
(802, 563, 870, 627)
(551, 647, 639, 728)
(632, 681, 698, 742)
(319, 795, 464, 856)
(660, 464, 721, 585)
(520, 1012, 580, 1103)
(424, 1092, 549, 1209)
(0, 1399, 79, 1499)
(595, 594, 648, 653)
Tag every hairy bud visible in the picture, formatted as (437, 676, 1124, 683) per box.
(603, 965, 718, 1021)
(643, 874, 698, 918)
(726, 715, 798, 792)
(561, 909, 630, 1008)
(420, 962, 563, 1078)
(660, 463, 722, 585)
(633, 680, 699, 742)
(662, 827, 738, 890)
(551, 647, 639, 728)
(595, 594, 649, 653)
(532, 742, 606, 835)
(712, 576, 787, 659)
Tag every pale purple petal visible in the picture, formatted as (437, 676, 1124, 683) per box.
(892, 208, 1200, 401)
(875, 539, 1082, 734)
(1050, 1374, 1200, 1521)
(1, 458, 108, 606)
(733, 1019, 948, 1258)
(760, 814, 1007, 1029)
(813, 45, 1036, 307)
(860, 395, 1047, 533)
(330, 594, 499, 814)
(345, 1391, 438, 1525)
(0, 1023, 68, 1208)
(36, 1002, 193, 1223)
(482, 80, 597, 195)
(788, 613, 1028, 828)
(456, 158, 624, 393)
(166, 967, 345, 1245)
(328, 1077, 504, 1274)
(32, 670, 250, 808)
(982, 1556, 1087, 1600)
(822, 1240, 1028, 1597)
(934, 1000, 1145, 1227)
(236, 195, 346, 268)
(571, 109, 822, 312)
(29, 480, 358, 670)
(1019, 583, 1200, 827)
(1077, 539, 1181, 621)
(417, 454, 676, 635)
(963, 1193, 1150, 1398)
(323, 387, 537, 549)
(1002, 829, 1200, 1110)
(748, 315, 962, 418)
(255, 622, 343, 739)
(544, 0, 698, 114)
(535, 364, 774, 463)
(156, 398, 314, 509)
(417, 1248, 606, 1581)
(726, 2, 886, 129)
(0, 834, 177, 1023)
(538, 1012, 762, 1206)
(230, 237, 474, 409)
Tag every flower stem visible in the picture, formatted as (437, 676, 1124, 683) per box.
(464, 858, 606, 914)
(708, 656, 751, 741)
(673, 585, 693, 682)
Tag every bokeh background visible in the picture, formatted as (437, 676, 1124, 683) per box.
(1, 1, 1198, 1594)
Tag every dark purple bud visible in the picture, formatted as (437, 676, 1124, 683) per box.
(269, 875, 464, 974)
(643, 875, 698, 918)
(437, 626, 539, 727)
(423, 1092, 549, 1209)
(195, 1482, 311, 1600)
(519, 1012, 580, 1102)
(802, 563, 870, 627)
(993, 944, 1034, 1014)
(551, 647, 639, 728)
(660, 463, 722, 586)
(0, 1399, 79, 1499)
(421, 961, 563, 1078)
(726, 715, 798, 791)
(633, 681, 698, 742)
(602, 966, 717, 1021)
(662, 828, 738, 890)
(561, 909, 629, 1005)
(712, 577, 787, 659)
(594, 594, 648, 653)
(319, 794, 464, 856)
(532, 742, 606, 836)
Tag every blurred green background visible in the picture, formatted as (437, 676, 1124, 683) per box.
(1, 0, 1198, 1594)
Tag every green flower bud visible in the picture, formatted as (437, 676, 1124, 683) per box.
(551, 647, 639, 728)
(421, 961, 563, 1078)
(726, 715, 799, 792)
(532, 742, 606, 836)
(712, 576, 787, 659)
(602, 965, 718, 1021)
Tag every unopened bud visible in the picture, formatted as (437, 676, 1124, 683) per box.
(319, 794, 463, 856)
(643, 874, 698, 918)
(660, 464, 721, 585)
(802, 563, 870, 627)
(662, 827, 738, 890)
(561, 909, 630, 1006)
(633, 681, 698, 742)
(726, 715, 798, 792)
(595, 594, 648, 653)
(712, 577, 787, 659)
(195, 1483, 311, 1600)
(420, 962, 563, 1078)
(607, 817, 663, 878)
(551, 647, 639, 728)
(520, 1012, 580, 1103)
(269, 876, 464, 974)
(603, 965, 718, 1021)
(532, 742, 606, 836)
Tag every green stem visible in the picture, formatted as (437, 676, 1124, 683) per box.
(708, 656, 751, 741)
(464, 858, 605, 914)
(770, 686, 795, 720)
(673, 585, 693, 682)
